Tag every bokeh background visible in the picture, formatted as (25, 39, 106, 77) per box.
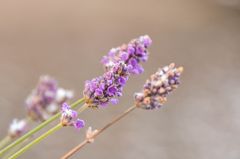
(0, 0, 240, 158)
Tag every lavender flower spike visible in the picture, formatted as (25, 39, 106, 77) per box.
(60, 103, 85, 129)
(134, 63, 183, 110)
(83, 62, 129, 108)
(8, 119, 27, 139)
(101, 35, 152, 75)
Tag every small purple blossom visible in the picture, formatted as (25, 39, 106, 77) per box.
(134, 63, 183, 110)
(101, 35, 152, 75)
(26, 75, 74, 121)
(60, 103, 85, 129)
(83, 62, 129, 108)
(8, 119, 27, 139)
(74, 119, 85, 129)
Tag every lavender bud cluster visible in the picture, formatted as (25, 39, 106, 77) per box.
(101, 35, 152, 75)
(60, 103, 85, 129)
(134, 63, 183, 110)
(84, 35, 152, 108)
(83, 62, 129, 108)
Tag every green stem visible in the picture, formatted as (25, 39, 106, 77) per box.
(9, 124, 62, 159)
(9, 103, 89, 159)
(2, 137, 30, 159)
(0, 98, 85, 156)
(0, 136, 11, 150)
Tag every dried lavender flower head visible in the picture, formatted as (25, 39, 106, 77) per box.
(60, 103, 85, 130)
(134, 63, 183, 110)
(8, 119, 27, 139)
(83, 62, 129, 108)
(26, 75, 74, 121)
(101, 35, 152, 75)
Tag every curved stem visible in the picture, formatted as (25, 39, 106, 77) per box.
(61, 105, 136, 159)
(9, 103, 89, 159)
(0, 98, 85, 156)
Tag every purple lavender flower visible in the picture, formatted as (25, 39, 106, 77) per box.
(74, 119, 85, 130)
(8, 119, 27, 139)
(60, 103, 85, 129)
(26, 75, 74, 121)
(101, 35, 152, 75)
(134, 63, 183, 110)
(83, 62, 129, 108)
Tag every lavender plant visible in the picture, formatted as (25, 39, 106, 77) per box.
(6, 35, 152, 159)
(61, 63, 183, 159)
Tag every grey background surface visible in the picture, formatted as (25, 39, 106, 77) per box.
(0, 0, 240, 158)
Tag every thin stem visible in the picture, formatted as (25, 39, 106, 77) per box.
(61, 105, 136, 159)
(0, 98, 85, 157)
(2, 137, 30, 159)
(9, 124, 62, 159)
(0, 136, 11, 150)
(9, 103, 89, 159)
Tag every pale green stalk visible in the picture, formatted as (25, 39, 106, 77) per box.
(0, 98, 85, 156)
(9, 104, 89, 159)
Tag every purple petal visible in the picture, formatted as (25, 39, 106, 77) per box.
(101, 56, 109, 64)
(108, 48, 117, 56)
(94, 89, 103, 96)
(129, 58, 138, 66)
(120, 52, 129, 61)
(118, 77, 126, 86)
(110, 98, 119, 105)
(61, 103, 70, 111)
(71, 110, 78, 118)
(74, 119, 85, 129)
(127, 45, 135, 54)
(136, 45, 145, 55)
(142, 35, 152, 47)
(107, 86, 117, 95)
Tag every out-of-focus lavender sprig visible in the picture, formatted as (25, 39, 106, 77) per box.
(134, 63, 183, 110)
(101, 35, 152, 75)
(26, 75, 74, 121)
(83, 62, 130, 108)
(60, 103, 85, 130)
(0, 76, 75, 152)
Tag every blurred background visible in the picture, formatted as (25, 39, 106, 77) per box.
(0, 0, 240, 158)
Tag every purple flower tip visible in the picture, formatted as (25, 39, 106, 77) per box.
(74, 119, 85, 129)
(62, 102, 70, 111)
(101, 35, 152, 75)
(60, 103, 81, 128)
